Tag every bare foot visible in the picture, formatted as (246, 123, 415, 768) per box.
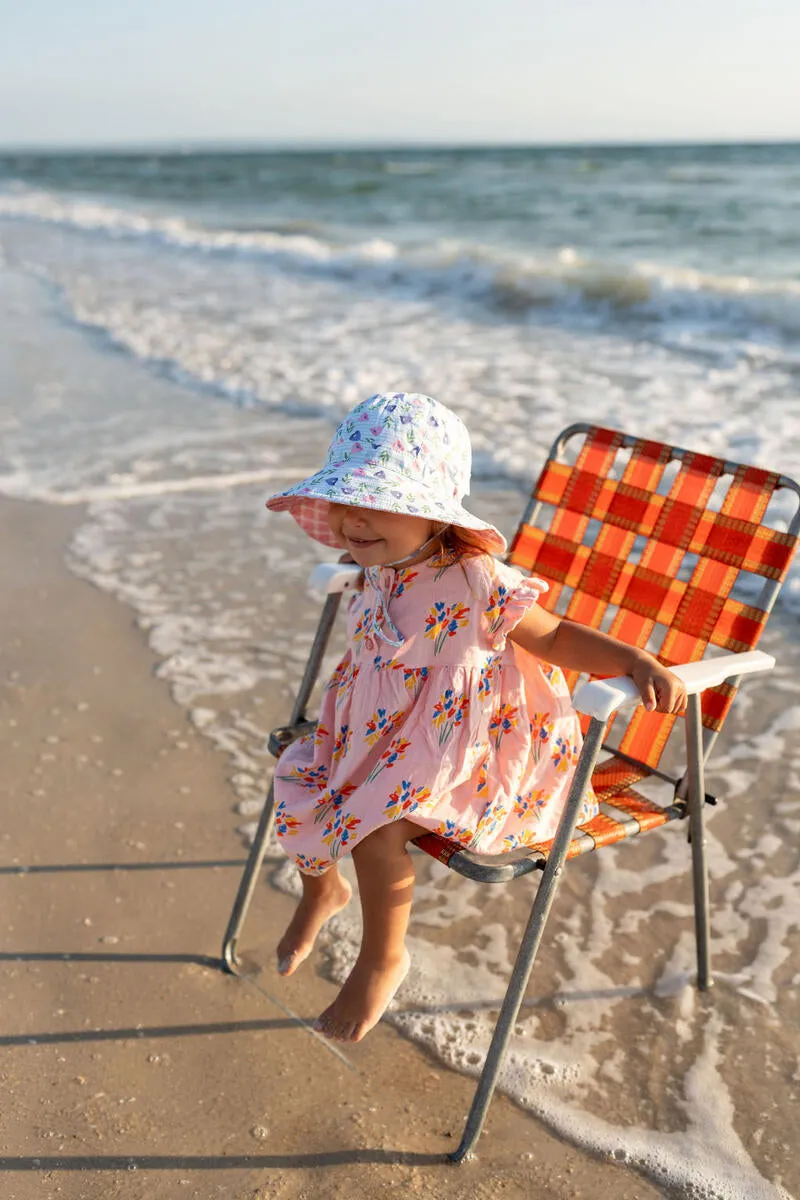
(313, 947, 411, 1042)
(276, 874, 352, 976)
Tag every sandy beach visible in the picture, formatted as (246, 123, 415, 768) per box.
(0, 495, 668, 1199)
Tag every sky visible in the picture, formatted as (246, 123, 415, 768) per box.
(2, 0, 799, 148)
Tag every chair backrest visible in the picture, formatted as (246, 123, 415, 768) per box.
(507, 424, 800, 776)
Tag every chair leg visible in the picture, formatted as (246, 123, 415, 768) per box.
(449, 716, 607, 1163)
(221, 780, 277, 974)
(220, 591, 344, 974)
(685, 693, 712, 991)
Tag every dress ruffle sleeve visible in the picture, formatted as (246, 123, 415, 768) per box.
(482, 559, 550, 652)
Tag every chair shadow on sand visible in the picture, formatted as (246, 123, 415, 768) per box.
(1, 853, 452, 1172)
(0, 1150, 444, 1170)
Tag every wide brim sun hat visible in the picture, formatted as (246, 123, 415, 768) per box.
(266, 392, 506, 556)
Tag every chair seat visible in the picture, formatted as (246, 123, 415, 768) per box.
(413, 763, 686, 883)
(269, 718, 690, 882)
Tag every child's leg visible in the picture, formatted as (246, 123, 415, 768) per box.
(276, 864, 352, 976)
(313, 818, 420, 1042)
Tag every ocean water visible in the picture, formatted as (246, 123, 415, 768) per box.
(1, 143, 799, 1197)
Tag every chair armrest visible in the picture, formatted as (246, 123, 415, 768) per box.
(573, 649, 776, 723)
(309, 561, 363, 595)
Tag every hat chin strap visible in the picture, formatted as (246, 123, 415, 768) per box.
(362, 524, 449, 649)
(382, 525, 448, 569)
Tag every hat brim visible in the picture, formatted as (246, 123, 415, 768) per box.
(266, 464, 506, 556)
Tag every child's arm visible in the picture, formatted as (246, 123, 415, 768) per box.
(507, 606, 687, 714)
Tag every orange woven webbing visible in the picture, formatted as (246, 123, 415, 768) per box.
(414, 782, 684, 870)
(508, 426, 796, 772)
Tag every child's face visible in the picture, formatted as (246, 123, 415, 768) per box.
(327, 503, 439, 568)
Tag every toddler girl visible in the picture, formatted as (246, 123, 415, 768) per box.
(265, 392, 685, 1043)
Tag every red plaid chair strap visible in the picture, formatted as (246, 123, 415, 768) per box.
(508, 426, 797, 772)
(414, 778, 685, 872)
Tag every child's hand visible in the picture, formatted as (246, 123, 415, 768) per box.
(630, 656, 687, 714)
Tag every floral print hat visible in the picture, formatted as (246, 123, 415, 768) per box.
(266, 392, 506, 555)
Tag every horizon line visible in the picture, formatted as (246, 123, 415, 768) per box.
(1, 134, 799, 156)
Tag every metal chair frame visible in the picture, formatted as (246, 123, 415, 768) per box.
(221, 424, 800, 1162)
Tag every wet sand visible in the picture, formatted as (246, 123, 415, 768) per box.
(0, 496, 663, 1199)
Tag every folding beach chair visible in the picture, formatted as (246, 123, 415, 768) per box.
(221, 423, 800, 1162)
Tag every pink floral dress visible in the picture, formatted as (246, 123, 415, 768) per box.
(274, 551, 598, 875)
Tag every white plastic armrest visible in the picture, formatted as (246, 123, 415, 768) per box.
(309, 561, 363, 595)
(573, 649, 776, 723)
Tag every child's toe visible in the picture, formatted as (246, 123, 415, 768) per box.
(313, 1008, 340, 1039)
